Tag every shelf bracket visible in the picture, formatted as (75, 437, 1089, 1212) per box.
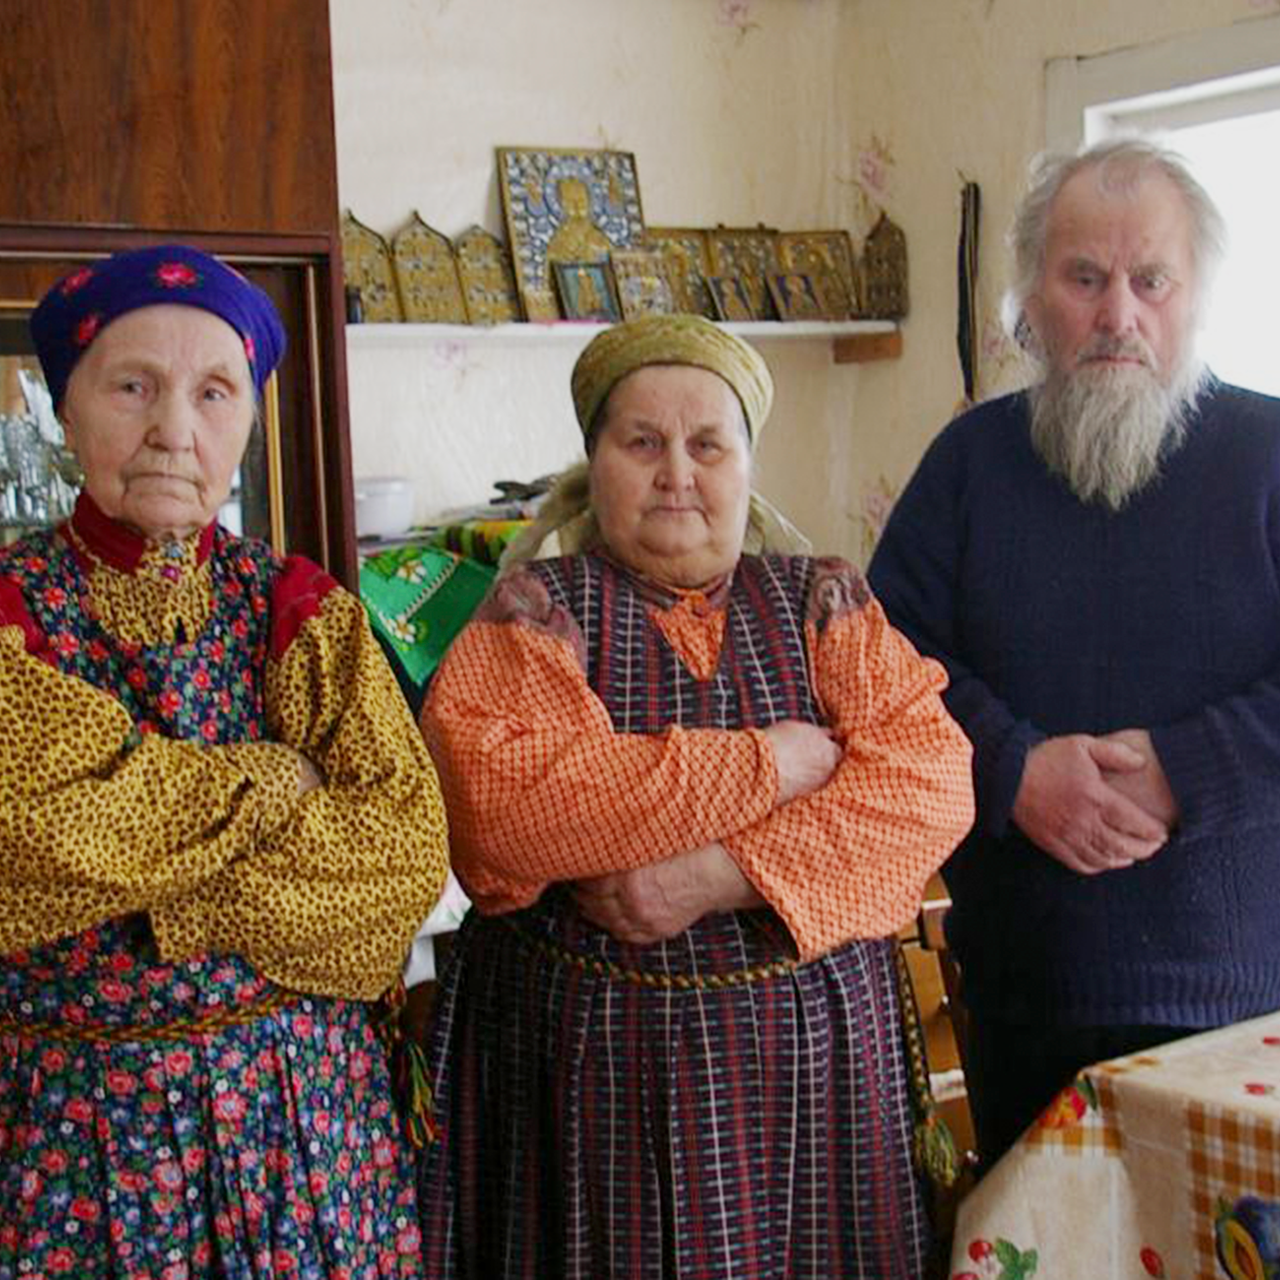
(832, 329, 903, 364)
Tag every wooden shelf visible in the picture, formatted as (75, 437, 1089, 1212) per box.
(832, 328, 904, 364)
(346, 318, 902, 363)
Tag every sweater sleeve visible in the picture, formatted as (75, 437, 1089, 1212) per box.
(721, 562, 975, 959)
(420, 569, 780, 913)
(152, 560, 451, 1001)
(867, 428, 1043, 836)
(1149, 481, 1280, 838)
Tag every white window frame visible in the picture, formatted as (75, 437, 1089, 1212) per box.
(1045, 15, 1280, 151)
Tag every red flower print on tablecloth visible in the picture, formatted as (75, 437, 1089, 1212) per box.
(1038, 1079, 1093, 1130)
(155, 261, 199, 288)
(1139, 1244, 1165, 1276)
(952, 1234, 1039, 1279)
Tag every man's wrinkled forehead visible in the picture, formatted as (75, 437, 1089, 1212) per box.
(1046, 167, 1195, 269)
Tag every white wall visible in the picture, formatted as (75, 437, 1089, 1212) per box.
(831, 0, 1267, 523)
(332, 0, 1270, 562)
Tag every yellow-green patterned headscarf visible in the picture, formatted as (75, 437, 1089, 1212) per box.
(571, 314, 774, 442)
(502, 315, 804, 572)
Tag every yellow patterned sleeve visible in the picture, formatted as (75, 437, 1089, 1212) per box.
(0, 626, 297, 953)
(171, 585, 450, 1001)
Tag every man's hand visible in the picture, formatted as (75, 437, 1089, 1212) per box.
(1099, 728, 1179, 830)
(572, 843, 763, 945)
(1012, 735, 1170, 875)
(764, 719, 841, 805)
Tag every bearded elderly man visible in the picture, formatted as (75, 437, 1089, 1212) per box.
(869, 137, 1280, 1169)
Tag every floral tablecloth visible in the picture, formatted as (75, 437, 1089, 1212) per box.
(950, 1011, 1280, 1280)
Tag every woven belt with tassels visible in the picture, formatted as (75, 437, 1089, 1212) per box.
(502, 916, 799, 989)
(377, 979, 437, 1149)
(0, 985, 302, 1045)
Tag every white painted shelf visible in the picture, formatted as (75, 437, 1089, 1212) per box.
(345, 319, 902, 362)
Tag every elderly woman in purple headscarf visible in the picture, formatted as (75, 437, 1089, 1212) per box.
(0, 244, 448, 1277)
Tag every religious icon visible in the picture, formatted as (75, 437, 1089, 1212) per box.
(778, 230, 859, 318)
(340, 210, 403, 322)
(497, 147, 647, 321)
(707, 275, 756, 323)
(707, 225, 780, 320)
(646, 227, 716, 318)
(552, 260, 622, 323)
(453, 225, 521, 326)
(861, 212, 909, 319)
(766, 272, 825, 322)
(391, 212, 467, 324)
(609, 249, 676, 320)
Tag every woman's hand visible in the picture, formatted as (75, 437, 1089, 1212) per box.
(763, 719, 841, 804)
(572, 842, 763, 945)
(220, 741, 323, 797)
(295, 751, 323, 796)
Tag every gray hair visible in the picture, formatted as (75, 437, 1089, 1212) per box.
(1005, 137, 1228, 347)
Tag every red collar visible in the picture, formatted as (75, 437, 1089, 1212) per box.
(63, 492, 215, 574)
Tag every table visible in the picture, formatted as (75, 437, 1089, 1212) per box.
(948, 1011, 1280, 1280)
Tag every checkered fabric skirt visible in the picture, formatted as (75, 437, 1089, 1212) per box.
(417, 893, 929, 1278)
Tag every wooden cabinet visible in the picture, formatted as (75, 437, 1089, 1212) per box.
(0, 0, 357, 584)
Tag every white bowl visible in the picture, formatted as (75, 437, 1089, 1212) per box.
(355, 476, 415, 539)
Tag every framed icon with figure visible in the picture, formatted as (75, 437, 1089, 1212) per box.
(497, 146, 647, 322)
(609, 248, 676, 320)
(706, 274, 756, 323)
(766, 271, 825, 322)
(552, 260, 622, 323)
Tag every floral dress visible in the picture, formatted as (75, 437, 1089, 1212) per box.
(0, 494, 448, 1279)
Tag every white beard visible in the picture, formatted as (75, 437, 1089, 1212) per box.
(1029, 336, 1207, 510)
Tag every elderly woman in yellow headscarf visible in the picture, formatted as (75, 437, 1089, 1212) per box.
(417, 314, 975, 1279)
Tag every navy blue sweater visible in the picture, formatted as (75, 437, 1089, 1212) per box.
(868, 382, 1280, 1027)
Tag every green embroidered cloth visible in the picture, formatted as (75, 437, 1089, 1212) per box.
(424, 518, 528, 567)
(359, 543, 495, 688)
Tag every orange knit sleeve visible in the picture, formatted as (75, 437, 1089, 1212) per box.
(722, 570, 975, 959)
(421, 611, 780, 914)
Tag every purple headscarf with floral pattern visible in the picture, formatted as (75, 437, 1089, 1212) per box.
(29, 243, 287, 410)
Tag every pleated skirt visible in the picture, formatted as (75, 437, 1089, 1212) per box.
(417, 894, 929, 1279)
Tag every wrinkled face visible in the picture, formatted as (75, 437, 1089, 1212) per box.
(61, 305, 255, 541)
(589, 364, 752, 588)
(1027, 168, 1197, 385)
